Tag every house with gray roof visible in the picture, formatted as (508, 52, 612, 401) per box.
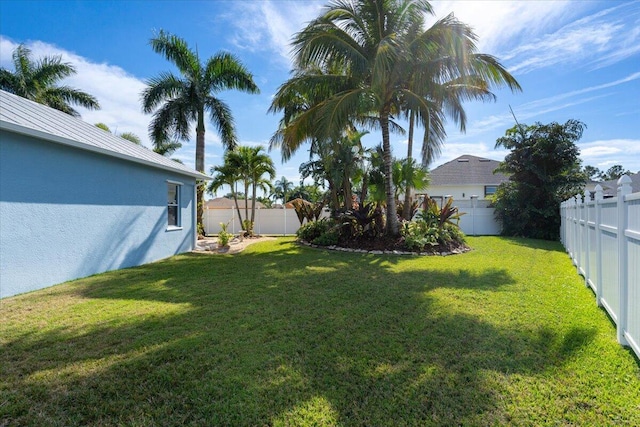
(0, 90, 209, 298)
(585, 172, 640, 199)
(424, 154, 509, 202)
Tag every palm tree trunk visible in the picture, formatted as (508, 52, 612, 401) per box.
(251, 182, 257, 225)
(343, 168, 353, 210)
(243, 183, 249, 230)
(402, 112, 415, 220)
(381, 110, 400, 236)
(360, 173, 369, 205)
(196, 110, 206, 233)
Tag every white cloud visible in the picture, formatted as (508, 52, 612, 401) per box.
(432, 0, 579, 54)
(225, 0, 323, 66)
(0, 37, 234, 173)
(434, 1, 638, 74)
(1, 37, 152, 148)
(579, 139, 640, 172)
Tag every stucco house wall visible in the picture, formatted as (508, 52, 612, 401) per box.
(0, 90, 207, 298)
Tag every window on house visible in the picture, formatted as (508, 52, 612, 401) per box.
(484, 185, 497, 197)
(167, 182, 181, 228)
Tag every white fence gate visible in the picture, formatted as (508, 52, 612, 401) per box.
(453, 199, 501, 236)
(560, 175, 640, 359)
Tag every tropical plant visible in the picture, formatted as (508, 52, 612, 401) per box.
(217, 222, 233, 248)
(340, 202, 385, 240)
(0, 44, 100, 116)
(271, 0, 520, 236)
(94, 123, 142, 145)
(151, 136, 183, 157)
(417, 197, 464, 230)
(142, 30, 260, 231)
(296, 218, 340, 246)
(95, 122, 111, 132)
(272, 176, 295, 204)
(208, 160, 243, 228)
(493, 119, 587, 240)
(242, 146, 275, 227)
(402, 197, 466, 251)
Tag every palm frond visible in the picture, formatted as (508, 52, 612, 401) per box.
(204, 97, 236, 150)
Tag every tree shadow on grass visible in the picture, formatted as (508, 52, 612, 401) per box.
(498, 236, 566, 253)
(0, 241, 620, 426)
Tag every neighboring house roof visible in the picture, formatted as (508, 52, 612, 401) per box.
(590, 172, 640, 197)
(0, 90, 209, 180)
(205, 197, 266, 209)
(429, 155, 509, 186)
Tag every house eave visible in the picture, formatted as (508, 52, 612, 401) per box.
(0, 120, 211, 181)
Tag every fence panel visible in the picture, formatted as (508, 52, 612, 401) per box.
(205, 201, 502, 236)
(623, 195, 640, 357)
(560, 176, 639, 359)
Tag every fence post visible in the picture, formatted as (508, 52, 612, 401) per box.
(583, 191, 590, 287)
(594, 184, 603, 307)
(617, 175, 632, 346)
(575, 194, 582, 272)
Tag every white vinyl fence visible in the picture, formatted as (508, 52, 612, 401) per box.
(204, 207, 330, 236)
(452, 199, 501, 236)
(560, 175, 640, 359)
(204, 199, 501, 236)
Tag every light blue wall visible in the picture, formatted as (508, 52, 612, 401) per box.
(0, 130, 197, 298)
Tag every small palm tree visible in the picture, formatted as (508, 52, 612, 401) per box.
(208, 161, 243, 228)
(272, 176, 295, 205)
(0, 44, 100, 117)
(141, 30, 259, 230)
(228, 146, 275, 229)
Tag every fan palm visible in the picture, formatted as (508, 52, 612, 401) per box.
(0, 44, 100, 117)
(141, 30, 259, 230)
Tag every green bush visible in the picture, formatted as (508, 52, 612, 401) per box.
(217, 222, 233, 247)
(297, 218, 333, 242)
(312, 229, 340, 246)
(401, 199, 467, 251)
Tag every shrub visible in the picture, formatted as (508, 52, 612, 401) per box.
(297, 218, 333, 242)
(401, 198, 467, 251)
(217, 222, 233, 247)
(312, 229, 340, 246)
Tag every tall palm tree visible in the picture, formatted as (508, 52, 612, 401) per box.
(141, 30, 260, 230)
(273, 0, 520, 236)
(0, 44, 100, 117)
(400, 13, 521, 219)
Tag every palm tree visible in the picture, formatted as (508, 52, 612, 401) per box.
(400, 13, 520, 219)
(272, 176, 295, 205)
(273, 0, 520, 236)
(241, 146, 276, 227)
(141, 30, 260, 231)
(0, 44, 100, 116)
(208, 160, 244, 229)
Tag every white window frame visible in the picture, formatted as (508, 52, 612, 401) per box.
(167, 180, 183, 230)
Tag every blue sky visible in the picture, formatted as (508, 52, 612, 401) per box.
(1, 0, 639, 194)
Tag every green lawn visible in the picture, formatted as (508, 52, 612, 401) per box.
(1, 237, 639, 426)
